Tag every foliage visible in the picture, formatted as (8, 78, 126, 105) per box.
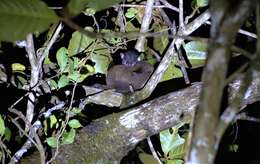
(196, 0, 208, 8)
(68, 119, 82, 129)
(45, 115, 82, 148)
(161, 60, 183, 81)
(0, 115, 5, 136)
(0, 0, 207, 162)
(0, 0, 256, 163)
(56, 47, 69, 72)
(11, 63, 26, 72)
(0, 0, 58, 42)
(67, 28, 110, 74)
(125, 8, 138, 19)
(139, 153, 159, 164)
(183, 41, 207, 68)
(229, 144, 239, 152)
(160, 127, 186, 163)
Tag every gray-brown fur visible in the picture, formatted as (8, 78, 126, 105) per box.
(106, 61, 153, 93)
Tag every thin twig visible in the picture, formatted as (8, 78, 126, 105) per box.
(9, 119, 45, 164)
(38, 23, 63, 64)
(160, 0, 180, 12)
(135, 0, 155, 52)
(175, 45, 190, 84)
(179, 0, 184, 28)
(205, 21, 257, 39)
(157, 1, 176, 35)
(147, 137, 163, 164)
(8, 23, 63, 164)
(119, 4, 179, 12)
(236, 113, 260, 122)
(25, 34, 38, 130)
(225, 63, 249, 85)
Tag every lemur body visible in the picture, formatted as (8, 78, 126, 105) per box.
(106, 50, 153, 93)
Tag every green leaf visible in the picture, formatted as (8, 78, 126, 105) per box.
(183, 41, 208, 68)
(102, 29, 122, 45)
(56, 47, 68, 72)
(76, 64, 95, 82)
(49, 79, 58, 90)
(139, 153, 158, 164)
(229, 144, 239, 152)
(58, 75, 69, 88)
(46, 137, 58, 148)
(125, 8, 138, 18)
(160, 129, 185, 155)
(50, 115, 57, 129)
(166, 159, 184, 164)
(168, 142, 186, 160)
(126, 21, 139, 32)
(68, 58, 75, 75)
(72, 57, 80, 70)
(84, 8, 97, 16)
(196, 0, 208, 7)
(44, 57, 52, 65)
(4, 127, 12, 141)
(85, 64, 95, 73)
(183, 41, 207, 59)
(11, 63, 25, 72)
(161, 61, 183, 82)
(71, 107, 82, 114)
(0, 115, 5, 136)
(68, 27, 110, 74)
(68, 119, 82, 129)
(68, 71, 81, 82)
(43, 120, 48, 135)
(68, 27, 95, 56)
(111, 37, 122, 45)
(67, 0, 89, 16)
(0, 0, 58, 42)
(62, 129, 76, 145)
(153, 25, 169, 54)
(16, 75, 28, 88)
(91, 53, 110, 74)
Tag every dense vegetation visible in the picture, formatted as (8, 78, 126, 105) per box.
(0, 0, 259, 163)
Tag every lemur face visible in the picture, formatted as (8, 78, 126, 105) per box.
(120, 50, 140, 67)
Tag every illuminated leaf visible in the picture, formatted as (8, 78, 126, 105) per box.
(50, 115, 57, 129)
(68, 119, 82, 129)
(0, 115, 5, 136)
(11, 63, 25, 72)
(56, 47, 68, 72)
(62, 129, 76, 145)
(160, 129, 185, 155)
(196, 0, 208, 7)
(139, 153, 158, 164)
(0, 0, 58, 42)
(58, 75, 69, 88)
(183, 41, 208, 68)
(46, 137, 58, 148)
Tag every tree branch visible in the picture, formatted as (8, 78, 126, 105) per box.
(187, 1, 255, 163)
(54, 70, 260, 164)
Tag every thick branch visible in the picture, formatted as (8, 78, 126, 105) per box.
(187, 1, 254, 163)
(54, 72, 260, 164)
(21, 70, 260, 163)
(56, 83, 201, 164)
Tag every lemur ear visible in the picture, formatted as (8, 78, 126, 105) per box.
(120, 52, 125, 59)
